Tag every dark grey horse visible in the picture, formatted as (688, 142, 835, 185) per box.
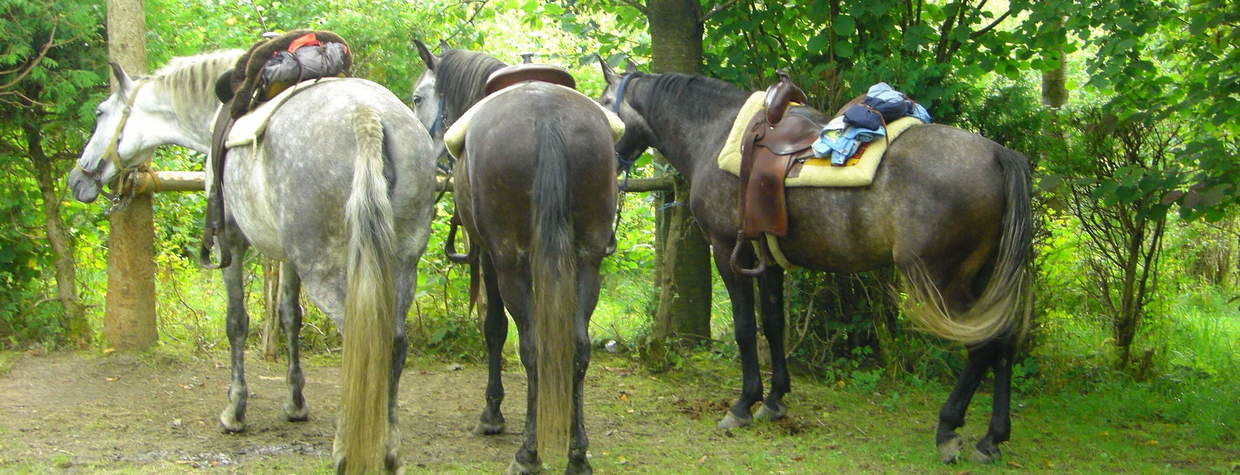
(414, 42, 617, 474)
(598, 63, 1032, 464)
(68, 52, 437, 473)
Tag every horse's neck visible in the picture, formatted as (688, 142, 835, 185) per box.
(145, 81, 219, 154)
(643, 95, 745, 182)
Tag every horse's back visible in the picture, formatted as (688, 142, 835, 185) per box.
(225, 79, 435, 312)
(458, 84, 617, 263)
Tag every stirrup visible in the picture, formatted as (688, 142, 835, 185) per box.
(199, 232, 232, 269)
(729, 232, 768, 277)
(444, 215, 474, 263)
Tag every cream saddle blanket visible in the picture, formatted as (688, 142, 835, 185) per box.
(444, 82, 626, 159)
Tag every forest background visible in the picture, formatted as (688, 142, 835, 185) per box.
(0, 0, 1236, 466)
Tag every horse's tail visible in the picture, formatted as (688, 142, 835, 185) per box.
(531, 118, 577, 459)
(338, 106, 396, 473)
(903, 146, 1033, 345)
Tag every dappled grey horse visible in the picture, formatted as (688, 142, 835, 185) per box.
(68, 51, 437, 472)
(598, 63, 1032, 464)
(413, 42, 617, 474)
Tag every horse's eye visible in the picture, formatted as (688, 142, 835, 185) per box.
(95, 109, 103, 117)
(412, 95, 423, 105)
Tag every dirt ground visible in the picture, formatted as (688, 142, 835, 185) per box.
(0, 352, 543, 472)
(1, 351, 1234, 473)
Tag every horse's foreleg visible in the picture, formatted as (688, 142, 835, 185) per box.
(567, 262, 601, 475)
(475, 253, 508, 436)
(755, 267, 789, 422)
(936, 341, 995, 463)
(219, 236, 250, 433)
(973, 340, 1014, 463)
(711, 238, 760, 429)
(277, 263, 308, 422)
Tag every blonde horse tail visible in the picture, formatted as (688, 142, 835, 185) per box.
(337, 105, 396, 473)
(531, 118, 577, 459)
(903, 146, 1033, 345)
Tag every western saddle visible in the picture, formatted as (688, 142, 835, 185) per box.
(730, 70, 821, 276)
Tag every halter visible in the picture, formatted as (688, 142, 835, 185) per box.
(427, 95, 447, 137)
(612, 73, 638, 173)
(605, 73, 639, 256)
(97, 79, 149, 177)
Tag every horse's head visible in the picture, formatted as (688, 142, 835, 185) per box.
(70, 62, 159, 203)
(597, 57, 654, 173)
(412, 39, 450, 164)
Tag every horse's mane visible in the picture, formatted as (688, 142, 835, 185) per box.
(436, 49, 506, 122)
(145, 50, 244, 124)
(633, 73, 751, 126)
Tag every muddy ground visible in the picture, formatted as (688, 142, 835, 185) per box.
(0, 351, 1234, 473)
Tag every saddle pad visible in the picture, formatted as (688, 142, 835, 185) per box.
(718, 94, 922, 187)
(226, 77, 342, 149)
(444, 82, 625, 160)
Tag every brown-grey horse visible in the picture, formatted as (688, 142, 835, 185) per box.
(598, 63, 1032, 464)
(68, 51, 438, 473)
(414, 42, 617, 473)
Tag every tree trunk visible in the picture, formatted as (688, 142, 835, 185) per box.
(23, 124, 91, 347)
(646, 0, 713, 346)
(104, 0, 158, 350)
(1041, 19, 1068, 108)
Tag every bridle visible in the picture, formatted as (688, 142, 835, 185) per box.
(606, 72, 641, 256)
(427, 95, 447, 138)
(77, 79, 150, 213)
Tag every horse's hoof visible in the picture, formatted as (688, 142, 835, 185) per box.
(218, 409, 245, 433)
(472, 420, 505, 436)
(753, 402, 787, 422)
(717, 410, 752, 429)
(970, 440, 1000, 464)
(937, 435, 965, 464)
(566, 459, 593, 475)
(505, 459, 541, 475)
(284, 402, 310, 422)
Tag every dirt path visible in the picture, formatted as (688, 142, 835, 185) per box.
(0, 351, 1233, 473)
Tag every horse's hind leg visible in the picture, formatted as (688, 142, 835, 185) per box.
(972, 339, 1014, 463)
(754, 267, 789, 422)
(495, 268, 540, 474)
(219, 235, 250, 433)
(936, 340, 1003, 463)
(385, 267, 414, 471)
(277, 263, 309, 422)
(475, 252, 508, 436)
(567, 261, 601, 474)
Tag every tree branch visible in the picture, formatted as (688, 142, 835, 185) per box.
(0, 19, 58, 91)
(615, 0, 649, 17)
(700, 0, 739, 24)
(969, 8, 1012, 40)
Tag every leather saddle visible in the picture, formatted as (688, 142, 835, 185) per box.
(731, 71, 821, 276)
(484, 63, 576, 95)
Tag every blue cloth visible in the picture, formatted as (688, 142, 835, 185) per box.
(812, 82, 931, 165)
(813, 125, 886, 165)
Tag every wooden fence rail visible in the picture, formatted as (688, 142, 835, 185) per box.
(135, 171, 675, 193)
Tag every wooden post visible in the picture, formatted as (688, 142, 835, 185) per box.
(104, 0, 157, 350)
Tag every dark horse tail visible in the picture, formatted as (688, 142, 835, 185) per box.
(905, 146, 1033, 345)
(338, 106, 396, 473)
(532, 117, 577, 458)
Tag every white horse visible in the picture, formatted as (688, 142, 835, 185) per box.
(68, 51, 437, 473)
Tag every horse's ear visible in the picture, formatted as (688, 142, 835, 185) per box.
(624, 58, 639, 73)
(438, 39, 450, 54)
(598, 55, 619, 85)
(414, 39, 437, 71)
(108, 61, 134, 92)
